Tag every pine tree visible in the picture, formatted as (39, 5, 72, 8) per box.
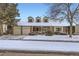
(0, 3, 20, 34)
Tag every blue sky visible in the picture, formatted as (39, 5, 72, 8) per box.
(17, 3, 79, 24)
(17, 3, 49, 21)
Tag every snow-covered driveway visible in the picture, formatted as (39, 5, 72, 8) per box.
(0, 40, 79, 53)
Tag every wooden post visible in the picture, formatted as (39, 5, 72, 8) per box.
(21, 26, 23, 35)
(50, 26, 52, 32)
(31, 26, 33, 32)
(41, 26, 42, 34)
(61, 26, 63, 33)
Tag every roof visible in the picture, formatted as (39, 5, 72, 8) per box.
(17, 20, 76, 26)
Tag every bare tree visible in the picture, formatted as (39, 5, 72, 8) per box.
(49, 3, 79, 37)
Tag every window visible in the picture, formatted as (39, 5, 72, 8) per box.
(42, 27, 49, 32)
(33, 27, 41, 32)
(28, 16, 34, 22)
(28, 19, 33, 22)
(56, 28, 61, 32)
(43, 16, 48, 22)
(44, 19, 48, 22)
(36, 19, 41, 22)
(36, 16, 41, 22)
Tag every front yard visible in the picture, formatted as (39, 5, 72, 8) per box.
(0, 35, 79, 55)
(0, 35, 79, 42)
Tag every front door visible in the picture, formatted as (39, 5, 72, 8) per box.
(33, 26, 41, 33)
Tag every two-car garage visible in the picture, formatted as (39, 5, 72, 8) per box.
(13, 26, 30, 35)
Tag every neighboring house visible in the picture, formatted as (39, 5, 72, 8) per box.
(13, 16, 79, 35)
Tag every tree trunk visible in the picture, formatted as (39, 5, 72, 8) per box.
(69, 23, 72, 38)
(0, 24, 3, 35)
(69, 17, 73, 38)
(7, 25, 13, 34)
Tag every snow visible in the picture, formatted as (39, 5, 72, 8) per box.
(17, 20, 76, 26)
(23, 35, 79, 42)
(1, 35, 79, 42)
(0, 40, 79, 53)
(0, 35, 79, 52)
(0, 35, 25, 40)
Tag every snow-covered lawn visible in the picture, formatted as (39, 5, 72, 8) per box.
(0, 35, 79, 53)
(0, 35, 79, 42)
(0, 35, 25, 40)
(23, 35, 79, 41)
(0, 40, 79, 53)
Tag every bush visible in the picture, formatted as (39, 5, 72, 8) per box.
(3, 33, 7, 35)
(45, 30, 53, 36)
(54, 32, 67, 35)
(54, 32, 60, 35)
(29, 32, 37, 35)
(59, 32, 67, 35)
